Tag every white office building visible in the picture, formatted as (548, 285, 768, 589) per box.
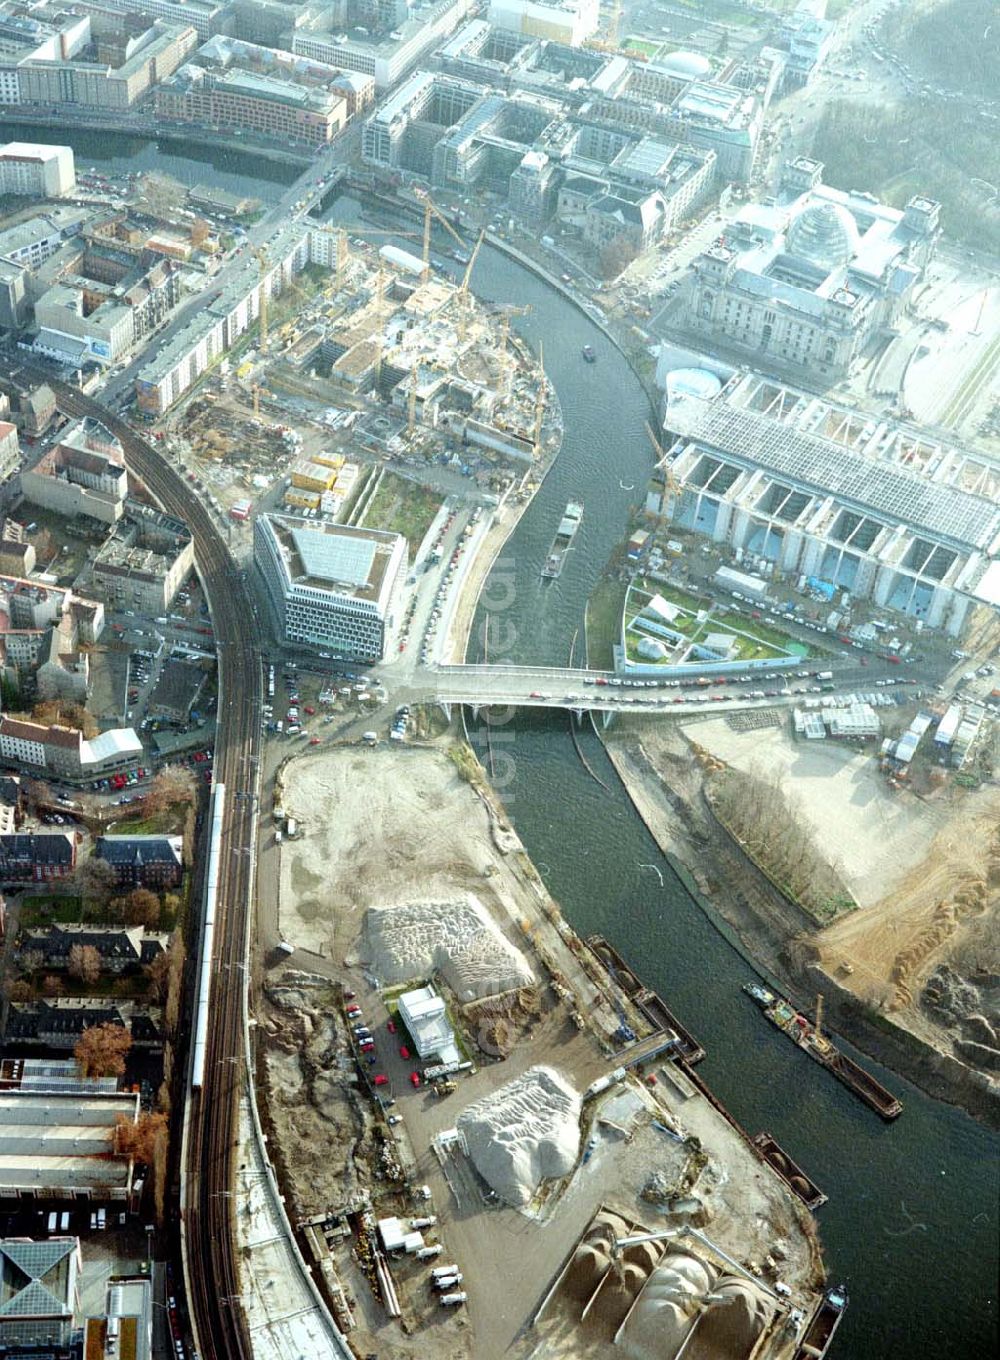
(488, 0, 599, 45)
(255, 514, 407, 661)
(0, 142, 75, 197)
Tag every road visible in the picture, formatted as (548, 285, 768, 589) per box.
(45, 377, 263, 1360)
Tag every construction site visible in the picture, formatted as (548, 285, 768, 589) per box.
(160, 202, 560, 525)
(254, 740, 828, 1360)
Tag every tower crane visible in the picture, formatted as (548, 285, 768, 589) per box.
(407, 357, 419, 437)
(496, 303, 532, 399)
(413, 188, 467, 282)
(456, 228, 486, 343)
(645, 420, 682, 510)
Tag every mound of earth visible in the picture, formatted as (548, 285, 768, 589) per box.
(365, 893, 533, 1001)
(456, 1065, 580, 1206)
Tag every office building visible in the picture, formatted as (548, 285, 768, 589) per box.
(0, 716, 142, 783)
(255, 514, 407, 661)
(156, 63, 348, 145)
(487, 0, 598, 45)
(684, 159, 940, 379)
(21, 419, 128, 525)
(17, 20, 197, 110)
(0, 1236, 81, 1356)
(0, 141, 75, 197)
(289, 0, 474, 89)
(650, 371, 1000, 636)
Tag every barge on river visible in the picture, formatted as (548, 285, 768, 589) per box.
(541, 501, 583, 579)
(793, 1285, 848, 1360)
(752, 1132, 826, 1210)
(743, 983, 902, 1120)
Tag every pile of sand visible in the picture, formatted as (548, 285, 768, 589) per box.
(619, 1251, 774, 1360)
(456, 1065, 581, 1207)
(364, 894, 534, 1002)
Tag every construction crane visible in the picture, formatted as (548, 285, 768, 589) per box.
(251, 247, 269, 352)
(414, 188, 466, 282)
(407, 358, 419, 437)
(533, 341, 546, 456)
(496, 303, 532, 399)
(645, 420, 681, 505)
(456, 228, 486, 343)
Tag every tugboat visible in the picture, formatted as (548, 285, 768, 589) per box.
(582, 344, 596, 363)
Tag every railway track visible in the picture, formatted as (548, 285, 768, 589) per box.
(49, 380, 261, 1360)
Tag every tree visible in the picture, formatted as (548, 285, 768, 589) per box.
(163, 934, 186, 1034)
(75, 1022, 132, 1078)
(68, 943, 101, 985)
(7, 979, 31, 1002)
(190, 217, 212, 248)
(31, 701, 97, 739)
(144, 765, 195, 814)
(41, 974, 65, 997)
(599, 235, 639, 281)
(74, 857, 119, 905)
(114, 1109, 168, 1164)
(145, 950, 171, 1002)
(123, 888, 161, 928)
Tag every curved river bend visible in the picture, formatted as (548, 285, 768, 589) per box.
(68, 134, 999, 1360)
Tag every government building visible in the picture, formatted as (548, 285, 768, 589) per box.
(254, 515, 408, 662)
(684, 158, 940, 381)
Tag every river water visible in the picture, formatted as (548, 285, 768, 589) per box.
(55, 131, 999, 1358)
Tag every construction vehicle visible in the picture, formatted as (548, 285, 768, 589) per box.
(432, 1079, 457, 1097)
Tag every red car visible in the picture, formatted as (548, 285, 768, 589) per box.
(409, 1071, 421, 1088)
(386, 1019, 396, 1034)
(304, 705, 315, 715)
(374, 1074, 389, 1086)
(193, 751, 206, 763)
(399, 1045, 410, 1060)
(309, 737, 320, 746)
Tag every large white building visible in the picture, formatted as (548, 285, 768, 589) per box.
(488, 0, 599, 45)
(684, 159, 940, 380)
(290, 0, 474, 89)
(0, 141, 75, 197)
(649, 372, 1000, 636)
(255, 514, 407, 661)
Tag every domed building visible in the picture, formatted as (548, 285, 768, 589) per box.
(684, 157, 940, 380)
(785, 200, 860, 270)
(657, 50, 713, 82)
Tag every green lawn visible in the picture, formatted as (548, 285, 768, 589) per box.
(17, 895, 84, 927)
(363, 472, 442, 551)
(586, 577, 629, 670)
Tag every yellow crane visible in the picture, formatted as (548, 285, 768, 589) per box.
(407, 357, 419, 437)
(414, 188, 467, 282)
(456, 228, 486, 342)
(251, 246, 269, 352)
(645, 420, 682, 510)
(496, 303, 532, 399)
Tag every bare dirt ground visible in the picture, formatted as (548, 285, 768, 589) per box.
(622, 717, 1000, 1089)
(677, 717, 943, 908)
(257, 741, 824, 1359)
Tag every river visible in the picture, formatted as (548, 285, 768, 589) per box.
(58, 132, 1000, 1359)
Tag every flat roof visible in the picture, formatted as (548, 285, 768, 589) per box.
(670, 400, 1000, 552)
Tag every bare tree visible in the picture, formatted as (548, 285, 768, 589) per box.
(74, 857, 119, 905)
(68, 943, 101, 985)
(114, 1109, 168, 1164)
(41, 974, 65, 997)
(163, 934, 186, 1034)
(122, 888, 161, 928)
(75, 1022, 132, 1077)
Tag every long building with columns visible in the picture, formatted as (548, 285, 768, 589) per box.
(647, 372, 1000, 637)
